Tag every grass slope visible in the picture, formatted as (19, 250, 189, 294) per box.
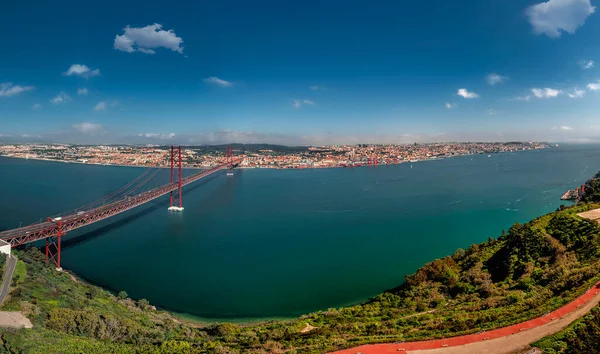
(0, 253, 6, 284)
(2, 203, 600, 353)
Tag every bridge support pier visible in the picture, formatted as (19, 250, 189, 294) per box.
(45, 219, 63, 270)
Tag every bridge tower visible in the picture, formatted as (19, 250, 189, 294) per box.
(168, 145, 184, 212)
(45, 218, 64, 270)
(226, 145, 235, 176)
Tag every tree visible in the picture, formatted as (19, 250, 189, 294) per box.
(138, 298, 149, 310)
(118, 291, 128, 300)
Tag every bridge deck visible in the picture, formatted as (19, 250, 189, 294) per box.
(0, 159, 242, 247)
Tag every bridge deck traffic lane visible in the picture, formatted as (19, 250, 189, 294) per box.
(333, 282, 600, 354)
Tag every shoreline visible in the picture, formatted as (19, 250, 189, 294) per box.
(0, 146, 554, 326)
(0, 146, 547, 171)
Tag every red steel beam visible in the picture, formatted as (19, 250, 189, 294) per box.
(178, 146, 183, 208)
(0, 158, 242, 248)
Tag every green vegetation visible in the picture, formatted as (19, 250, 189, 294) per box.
(11, 261, 26, 288)
(526, 174, 600, 353)
(0, 253, 6, 284)
(190, 144, 309, 156)
(534, 305, 600, 353)
(581, 172, 600, 203)
(3, 203, 600, 353)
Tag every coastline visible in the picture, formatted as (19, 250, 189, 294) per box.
(0, 145, 554, 325)
(4, 146, 600, 353)
(0, 146, 548, 171)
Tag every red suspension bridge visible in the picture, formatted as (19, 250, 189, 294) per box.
(0, 146, 242, 269)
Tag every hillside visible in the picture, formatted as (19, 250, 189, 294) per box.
(2, 202, 600, 353)
(534, 303, 600, 353)
(0, 254, 5, 284)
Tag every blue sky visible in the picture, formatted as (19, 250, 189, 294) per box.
(1, 0, 600, 145)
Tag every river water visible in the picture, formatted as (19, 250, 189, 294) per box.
(1, 144, 599, 320)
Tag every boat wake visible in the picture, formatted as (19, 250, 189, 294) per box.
(317, 207, 367, 213)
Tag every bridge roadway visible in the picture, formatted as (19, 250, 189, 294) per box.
(0, 158, 242, 247)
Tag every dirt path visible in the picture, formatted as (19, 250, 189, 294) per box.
(333, 282, 600, 354)
(0, 311, 33, 329)
(400, 309, 436, 320)
(301, 323, 317, 333)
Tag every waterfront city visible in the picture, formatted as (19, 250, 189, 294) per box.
(0, 142, 547, 169)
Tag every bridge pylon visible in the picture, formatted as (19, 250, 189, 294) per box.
(226, 145, 235, 176)
(168, 145, 184, 212)
(45, 217, 64, 270)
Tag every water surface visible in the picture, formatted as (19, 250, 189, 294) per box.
(1, 144, 598, 320)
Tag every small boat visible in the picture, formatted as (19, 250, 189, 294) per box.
(487, 155, 491, 158)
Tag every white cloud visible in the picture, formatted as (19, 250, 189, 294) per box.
(532, 87, 562, 98)
(553, 125, 574, 130)
(513, 89, 563, 100)
(291, 99, 316, 109)
(94, 100, 118, 111)
(77, 88, 88, 96)
(568, 89, 586, 98)
(203, 77, 233, 87)
(457, 88, 479, 99)
(526, 0, 596, 38)
(445, 103, 457, 109)
(578, 59, 594, 69)
(72, 122, 106, 135)
(64, 64, 100, 78)
(486, 73, 508, 86)
(21, 133, 41, 138)
(309, 85, 328, 91)
(50, 92, 71, 104)
(513, 95, 533, 101)
(587, 81, 600, 90)
(0, 82, 34, 97)
(487, 108, 497, 115)
(137, 48, 156, 55)
(137, 132, 176, 140)
(114, 23, 184, 54)
(32, 103, 41, 110)
(94, 101, 106, 111)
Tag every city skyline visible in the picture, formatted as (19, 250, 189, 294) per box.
(1, 0, 600, 145)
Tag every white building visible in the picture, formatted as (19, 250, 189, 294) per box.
(0, 239, 10, 256)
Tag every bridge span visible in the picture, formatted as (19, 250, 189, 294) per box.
(0, 146, 242, 269)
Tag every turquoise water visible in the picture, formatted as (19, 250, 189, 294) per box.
(1, 144, 600, 320)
